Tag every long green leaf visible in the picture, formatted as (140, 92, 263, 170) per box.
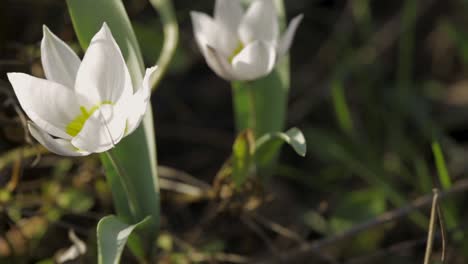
(431, 141, 458, 230)
(97, 215, 151, 264)
(66, 0, 160, 249)
(331, 78, 354, 135)
(148, 0, 179, 90)
(431, 141, 452, 189)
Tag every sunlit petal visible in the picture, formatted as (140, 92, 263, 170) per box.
(214, 0, 244, 34)
(277, 14, 303, 57)
(74, 23, 133, 105)
(232, 41, 276, 80)
(124, 66, 157, 135)
(205, 46, 238, 80)
(238, 0, 279, 45)
(28, 122, 89, 156)
(41, 26, 81, 88)
(8, 72, 83, 139)
(191, 11, 238, 58)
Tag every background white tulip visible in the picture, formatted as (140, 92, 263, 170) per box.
(7, 23, 157, 156)
(191, 0, 303, 81)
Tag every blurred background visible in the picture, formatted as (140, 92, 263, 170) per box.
(2, 0, 468, 263)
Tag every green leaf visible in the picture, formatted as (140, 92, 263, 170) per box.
(148, 0, 180, 90)
(254, 127, 306, 173)
(66, 0, 160, 252)
(97, 215, 151, 264)
(431, 141, 452, 189)
(256, 127, 306, 157)
(331, 78, 354, 135)
(232, 130, 256, 187)
(431, 141, 458, 230)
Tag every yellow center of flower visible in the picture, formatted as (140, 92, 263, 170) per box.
(66, 101, 113, 137)
(228, 42, 245, 63)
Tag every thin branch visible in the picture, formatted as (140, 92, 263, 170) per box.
(345, 236, 433, 264)
(5, 158, 21, 192)
(158, 165, 212, 191)
(255, 178, 468, 263)
(189, 252, 250, 264)
(241, 215, 280, 258)
(159, 178, 205, 197)
(250, 212, 306, 244)
(170, 234, 250, 263)
(437, 200, 447, 263)
(423, 189, 439, 264)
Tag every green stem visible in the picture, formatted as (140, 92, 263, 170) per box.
(232, 82, 260, 139)
(247, 83, 257, 137)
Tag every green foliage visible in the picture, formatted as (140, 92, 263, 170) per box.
(330, 189, 386, 232)
(231, 127, 306, 186)
(432, 141, 452, 189)
(305, 127, 428, 228)
(97, 215, 151, 264)
(331, 78, 354, 135)
(255, 127, 307, 163)
(431, 141, 459, 231)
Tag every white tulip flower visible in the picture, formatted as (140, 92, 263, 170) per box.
(7, 23, 157, 156)
(191, 0, 303, 81)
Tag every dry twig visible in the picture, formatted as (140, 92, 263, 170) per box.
(423, 189, 439, 264)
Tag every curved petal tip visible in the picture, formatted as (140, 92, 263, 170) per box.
(28, 122, 89, 157)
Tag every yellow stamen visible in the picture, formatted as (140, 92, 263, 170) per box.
(228, 42, 245, 63)
(66, 101, 113, 137)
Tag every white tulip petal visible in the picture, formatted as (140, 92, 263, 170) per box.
(191, 11, 238, 58)
(8, 72, 82, 139)
(124, 66, 157, 135)
(205, 46, 238, 80)
(191, 12, 218, 53)
(74, 23, 133, 106)
(277, 14, 303, 57)
(71, 105, 126, 153)
(41, 26, 81, 88)
(28, 122, 89, 156)
(215, 0, 244, 33)
(232, 41, 276, 80)
(238, 0, 279, 45)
